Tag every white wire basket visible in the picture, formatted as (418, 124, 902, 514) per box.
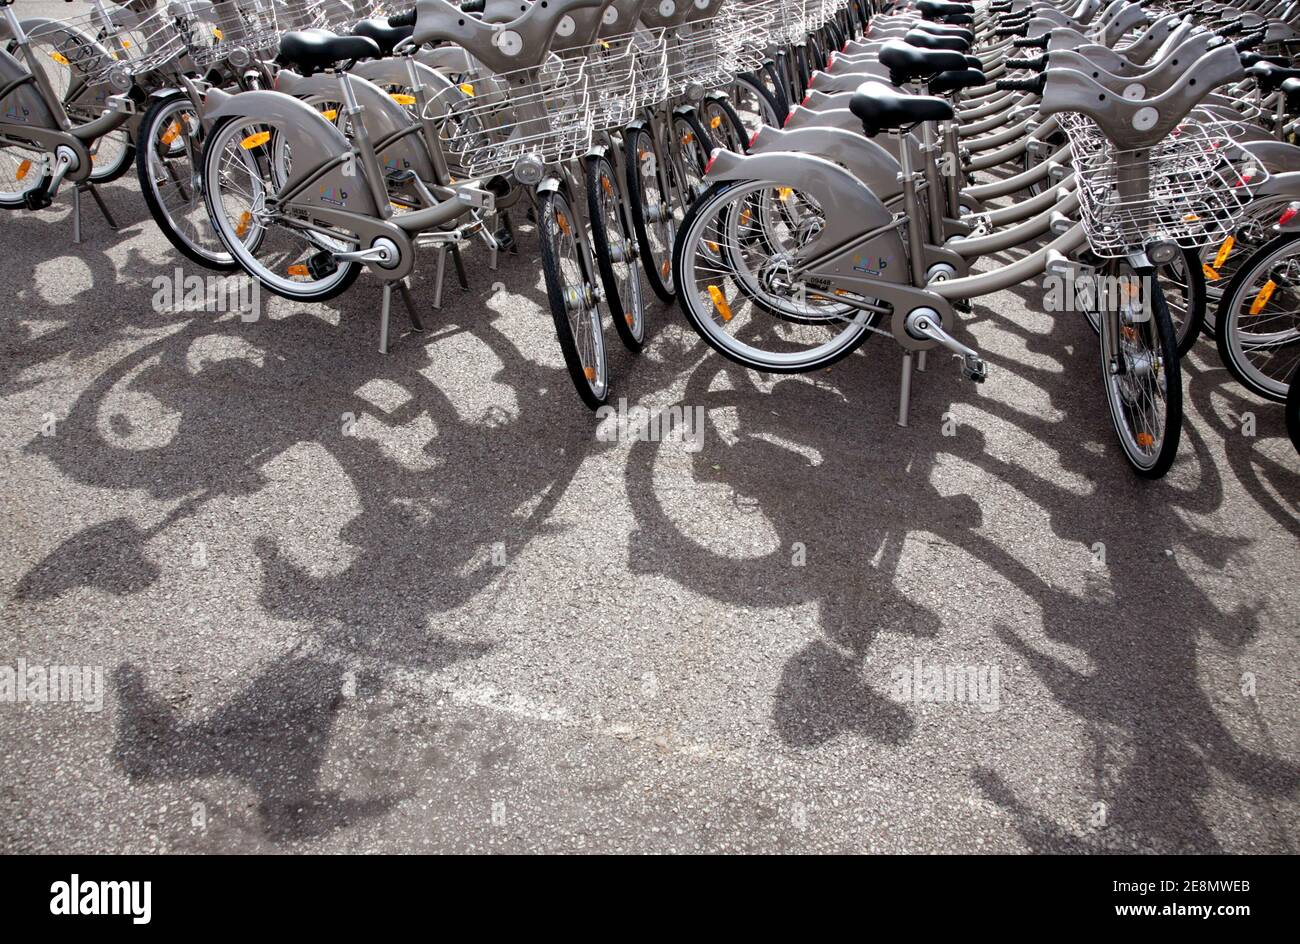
(667, 15, 764, 95)
(423, 63, 593, 179)
(1059, 111, 1264, 257)
(186, 0, 281, 67)
(552, 30, 665, 130)
(25, 6, 188, 87)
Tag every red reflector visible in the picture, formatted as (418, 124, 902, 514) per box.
(749, 129, 761, 148)
(783, 108, 795, 127)
(801, 93, 810, 105)
(704, 149, 718, 174)
(1279, 206, 1298, 226)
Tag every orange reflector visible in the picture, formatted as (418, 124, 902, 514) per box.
(778, 187, 793, 201)
(706, 240, 719, 252)
(1249, 279, 1276, 315)
(15, 159, 31, 181)
(682, 132, 694, 145)
(707, 284, 733, 321)
(1202, 264, 1220, 281)
(160, 121, 181, 146)
(555, 211, 570, 236)
(601, 175, 612, 194)
(1213, 235, 1234, 269)
(660, 259, 670, 278)
(240, 131, 271, 150)
(390, 93, 416, 105)
(459, 83, 475, 96)
(625, 314, 634, 327)
(50, 51, 69, 66)
(583, 366, 596, 381)
(739, 207, 751, 226)
(1183, 213, 1200, 222)
(287, 264, 309, 277)
(213, 28, 223, 40)
(1136, 432, 1154, 448)
(710, 115, 722, 129)
(321, 108, 338, 121)
(234, 211, 252, 238)
(638, 149, 650, 160)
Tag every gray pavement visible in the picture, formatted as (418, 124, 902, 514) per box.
(1, 1, 1298, 854)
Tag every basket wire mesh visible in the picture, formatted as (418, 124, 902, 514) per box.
(1059, 111, 1264, 257)
(25, 6, 187, 87)
(423, 62, 592, 179)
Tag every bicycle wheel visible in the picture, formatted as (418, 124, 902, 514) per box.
(625, 123, 677, 301)
(537, 187, 610, 410)
(1093, 259, 1182, 478)
(202, 115, 360, 302)
(699, 96, 749, 154)
(0, 144, 52, 210)
(674, 178, 875, 372)
(1079, 249, 1204, 357)
(1215, 232, 1300, 402)
(672, 111, 714, 205)
(586, 153, 646, 352)
(731, 72, 785, 134)
(1158, 248, 1206, 357)
(136, 91, 237, 270)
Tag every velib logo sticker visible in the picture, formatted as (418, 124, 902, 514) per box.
(852, 254, 888, 276)
(50, 875, 151, 925)
(319, 184, 348, 207)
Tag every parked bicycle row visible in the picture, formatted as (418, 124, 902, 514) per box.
(2, 0, 1299, 480)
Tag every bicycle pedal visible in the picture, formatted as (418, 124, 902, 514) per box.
(22, 188, 52, 211)
(493, 227, 516, 254)
(962, 355, 987, 383)
(307, 250, 338, 280)
(953, 297, 973, 314)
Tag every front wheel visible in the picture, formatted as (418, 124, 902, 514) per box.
(1095, 259, 1182, 478)
(625, 124, 677, 302)
(537, 188, 610, 410)
(586, 153, 646, 352)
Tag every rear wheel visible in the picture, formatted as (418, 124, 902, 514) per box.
(136, 91, 236, 270)
(699, 96, 749, 154)
(0, 144, 52, 209)
(1215, 232, 1300, 402)
(202, 115, 360, 301)
(674, 178, 876, 373)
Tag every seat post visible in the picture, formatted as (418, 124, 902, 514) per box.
(896, 129, 929, 287)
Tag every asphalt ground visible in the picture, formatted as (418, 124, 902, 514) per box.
(1, 1, 1297, 853)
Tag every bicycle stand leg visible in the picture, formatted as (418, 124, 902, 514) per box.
(450, 245, 469, 288)
(379, 282, 394, 354)
(397, 279, 424, 333)
(916, 350, 927, 373)
(86, 184, 118, 230)
(897, 351, 914, 428)
(432, 246, 447, 311)
(72, 187, 82, 244)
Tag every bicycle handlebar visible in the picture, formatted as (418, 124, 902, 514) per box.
(996, 76, 1046, 93)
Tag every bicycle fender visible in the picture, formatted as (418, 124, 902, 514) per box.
(204, 89, 380, 218)
(750, 124, 903, 199)
(703, 149, 909, 286)
(276, 70, 437, 185)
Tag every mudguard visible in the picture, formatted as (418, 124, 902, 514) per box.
(0, 47, 60, 130)
(703, 148, 907, 286)
(750, 124, 905, 199)
(276, 69, 437, 184)
(203, 87, 381, 219)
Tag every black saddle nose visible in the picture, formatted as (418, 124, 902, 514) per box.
(904, 28, 972, 54)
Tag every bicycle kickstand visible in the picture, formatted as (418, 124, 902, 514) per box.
(71, 183, 118, 245)
(378, 278, 424, 354)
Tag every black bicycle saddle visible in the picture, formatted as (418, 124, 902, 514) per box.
(850, 80, 955, 136)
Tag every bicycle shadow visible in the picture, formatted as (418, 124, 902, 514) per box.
(7, 237, 615, 840)
(618, 280, 1298, 851)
